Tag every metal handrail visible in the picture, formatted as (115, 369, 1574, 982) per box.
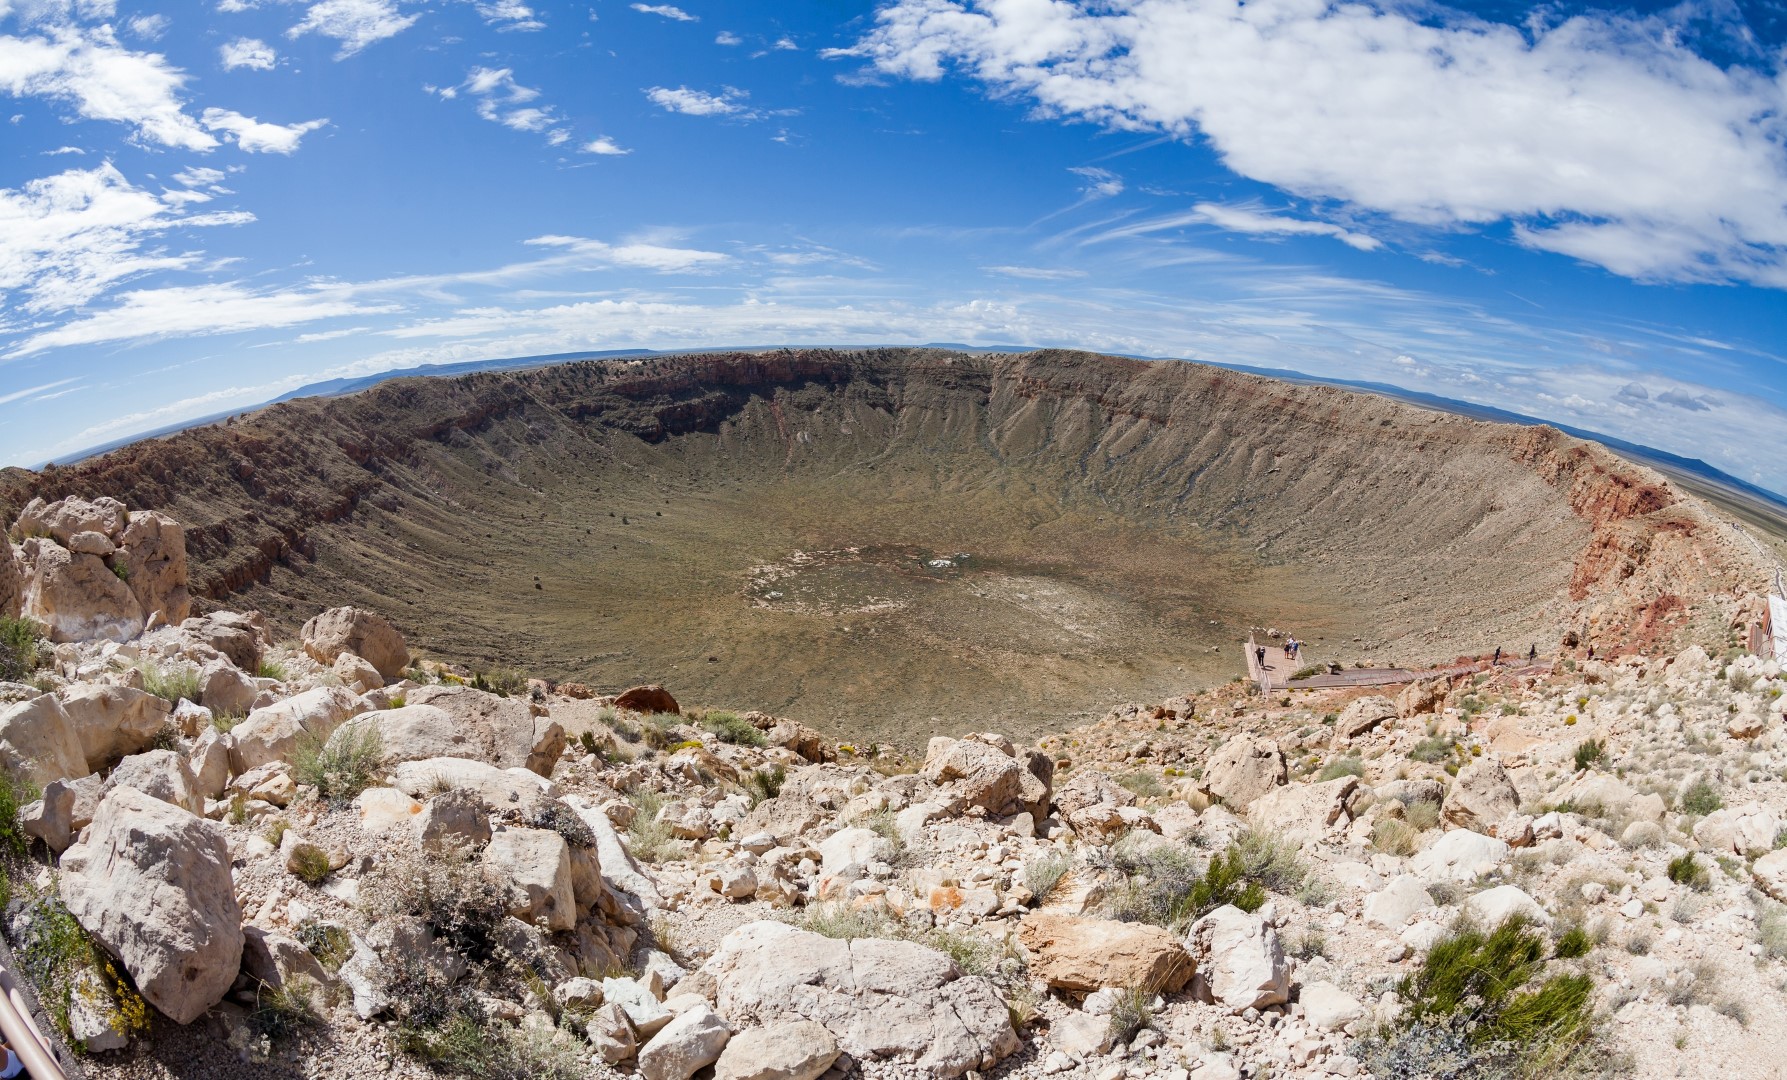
(0, 956, 68, 1080)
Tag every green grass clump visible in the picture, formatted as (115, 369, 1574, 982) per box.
(800, 901, 891, 940)
(137, 662, 201, 705)
(296, 921, 354, 972)
(1403, 799, 1441, 831)
(1108, 840, 1264, 932)
(1107, 986, 1155, 1044)
(1318, 756, 1365, 782)
(702, 710, 766, 747)
(1679, 778, 1723, 816)
(1573, 738, 1604, 771)
(256, 658, 288, 682)
(469, 667, 529, 697)
(1118, 771, 1165, 798)
(1358, 916, 1603, 1078)
(1409, 736, 1455, 765)
(0, 617, 46, 683)
(250, 980, 322, 1040)
(1372, 817, 1420, 857)
(1232, 827, 1310, 895)
(1024, 852, 1073, 903)
(291, 722, 383, 801)
(624, 788, 678, 864)
(1666, 853, 1709, 891)
(742, 764, 785, 807)
(289, 844, 332, 885)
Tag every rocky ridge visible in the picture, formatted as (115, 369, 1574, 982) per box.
(2, 497, 1786, 1080)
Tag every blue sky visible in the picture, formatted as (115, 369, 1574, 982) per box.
(2, 0, 1785, 492)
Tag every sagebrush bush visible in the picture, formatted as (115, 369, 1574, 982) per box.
(1679, 778, 1723, 816)
(800, 901, 891, 940)
(1107, 839, 1265, 931)
(1024, 852, 1073, 903)
(138, 661, 201, 705)
(469, 667, 529, 697)
(291, 722, 384, 801)
(1372, 817, 1419, 857)
(1118, 771, 1165, 798)
(1410, 736, 1455, 764)
(624, 788, 678, 864)
(361, 848, 516, 962)
(742, 764, 785, 807)
(1318, 756, 1365, 782)
(1403, 799, 1441, 831)
(0, 617, 45, 683)
(529, 801, 596, 849)
(703, 710, 766, 747)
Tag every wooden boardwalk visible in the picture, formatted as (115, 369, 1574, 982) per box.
(1244, 638, 1544, 693)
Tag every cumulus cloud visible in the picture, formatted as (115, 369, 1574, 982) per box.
(631, 3, 694, 21)
(1190, 202, 1381, 251)
(0, 23, 216, 149)
(220, 37, 276, 70)
(837, 0, 1787, 288)
(201, 108, 329, 153)
(645, 84, 747, 116)
(582, 136, 630, 155)
(287, 0, 418, 58)
(715, 30, 740, 45)
(471, 0, 542, 31)
(0, 164, 254, 314)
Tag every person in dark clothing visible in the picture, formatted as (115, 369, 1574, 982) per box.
(1528, 644, 1537, 661)
(1493, 646, 1502, 666)
(1255, 645, 1267, 668)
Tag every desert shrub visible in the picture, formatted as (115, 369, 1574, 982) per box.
(1679, 778, 1723, 816)
(469, 667, 529, 697)
(1290, 664, 1324, 680)
(1288, 929, 1330, 960)
(211, 711, 244, 733)
(1372, 818, 1420, 857)
(250, 979, 322, 1040)
(296, 921, 354, 971)
(138, 661, 201, 705)
(923, 927, 998, 976)
(625, 788, 678, 864)
(741, 764, 785, 807)
(257, 657, 288, 682)
(1358, 916, 1601, 1078)
(1666, 853, 1709, 891)
(1554, 925, 1592, 960)
(0, 617, 46, 682)
(1574, 739, 1604, 771)
(529, 801, 596, 848)
(1024, 852, 1073, 903)
(1118, 771, 1165, 798)
(1107, 986, 1155, 1044)
(1318, 756, 1365, 782)
(1404, 799, 1441, 831)
(702, 710, 766, 747)
(291, 722, 384, 801)
(0, 768, 37, 859)
(289, 843, 332, 885)
(361, 848, 516, 962)
(14, 892, 151, 1047)
(1757, 903, 1787, 959)
(800, 901, 890, 940)
(1109, 840, 1264, 931)
(1233, 827, 1310, 895)
(1410, 736, 1455, 765)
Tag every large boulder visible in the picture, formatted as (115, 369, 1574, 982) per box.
(228, 686, 362, 775)
(199, 658, 259, 718)
(0, 693, 89, 784)
(15, 496, 127, 546)
(1201, 733, 1286, 809)
(326, 705, 460, 767)
(17, 538, 144, 643)
(1185, 905, 1288, 1012)
(638, 1002, 731, 1080)
(402, 685, 565, 777)
(614, 684, 679, 715)
(103, 749, 203, 814)
(922, 737, 1047, 817)
(59, 683, 170, 771)
(389, 757, 556, 813)
(1364, 875, 1435, 929)
(184, 612, 263, 674)
(1247, 776, 1358, 845)
(1335, 695, 1396, 742)
(714, 1019, 839, 1080)
(1441, 758, 1521, 833)
(300, 607, 409, 680)
(1052, 769, 1142, 840)
(1396, 679, 1447, 718)
(1410, 829, 1510, 884)
(710, 921, 1019, 1078)
(1017, 914, 1193, 993)
(484, 827, 576, 932)
(59, 786, 243, 1024)
(118, 511, 190, 627)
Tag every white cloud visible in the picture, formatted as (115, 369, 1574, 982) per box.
(4, 282, 397, 357)
(645, 84, 745, 116)
(43, 144, 84, 154)
(0, 164, 254, 314)
(0, 23, 216, 149)
(1189, 202, 1381, 251)
(171, 165, 228, 188)
(581, 136, 630, 155)
(982, 265, 1087, 280)
(287, 0, 418, 58)
(772, 36, 797, 50)
(456, 66, 571, 143)
(219, 37, 276, 70)
(630, 3, 694, 21)
(471, 0, 542, 31)
(839, 0, 1787, 288)
(123, 13, 167, 39)
(523, 234, 729, 272)
(201, 108, 329, 153)
(715, 30, 739, 45)
(1068, 165, 1122, 198)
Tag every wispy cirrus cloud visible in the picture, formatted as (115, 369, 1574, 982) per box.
(441, 66, 571, 146)
(1189, 202, 1381, 252)
(287, 0, 418, 58)
(630, 3, 695, 22)
(834, 0, 1787, 289)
